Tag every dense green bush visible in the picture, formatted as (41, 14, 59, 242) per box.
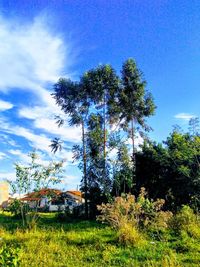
(170, 205, 200, 239)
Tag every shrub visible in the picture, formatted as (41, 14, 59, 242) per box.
(7, 200, 40, 229)
(97, 188, 172, 246)
(117, 221, 145, 246)
(169, 205, 200, 239)
(7, 199, 29, 219)
(97, 188, 171, 230)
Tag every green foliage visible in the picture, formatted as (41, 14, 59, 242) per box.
(25, 212, 40, 230)
(170, 205, 200, 239)
(53, 59, 156, 218)
(120, 58, 156, 127)
(10, 151, 64, 195)
(112, 143, 133, 195)
(117, 222, 145, 247)
(136, 131, 200, 210)
(0, 244, 20, 267)
(7, 199, 29, 219)
(8, 151, 63, 227)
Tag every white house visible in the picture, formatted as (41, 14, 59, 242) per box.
(21, 189, 84, 212)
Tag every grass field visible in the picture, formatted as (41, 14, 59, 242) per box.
(0, 212, 200, 267)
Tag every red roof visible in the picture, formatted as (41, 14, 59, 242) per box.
(21, 188, 62, 201)
(20, 189, 83, 201)
(66, 191, 82, 197)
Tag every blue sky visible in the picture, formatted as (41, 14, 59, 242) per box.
(0, 0, 199, 189)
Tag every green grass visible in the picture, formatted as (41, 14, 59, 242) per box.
(0, 212, 199, 267)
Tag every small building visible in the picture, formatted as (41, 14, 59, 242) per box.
(21, 188, 84, 212)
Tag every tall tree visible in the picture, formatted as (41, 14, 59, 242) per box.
(81, 65, 120, 194)
(52, 78, 90, 218)
(119, 58, 156, 188)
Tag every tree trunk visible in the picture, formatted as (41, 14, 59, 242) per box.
(103, 91, 107, 191)
(131, 118, 136, 191)
(82, 121, 88, 219)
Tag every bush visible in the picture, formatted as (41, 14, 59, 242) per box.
(169, 205, 200, 239)
(7, 199, 29, 219)
(56, 207, 72, 222)
(97, 188, 172, 229)
(97, 188, 172, 246)
(117, 222, 145, 246)
(7, 200, 40, 229)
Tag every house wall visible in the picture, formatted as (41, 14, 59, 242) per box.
(66, 192, 85, 203)
(49, 205, 65, 211)
(0, 181, 9, 205)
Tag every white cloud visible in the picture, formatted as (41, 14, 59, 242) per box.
(18, 105, 81, 143)
(0, 151, 7, 160)
(8, 149, 22, 156)
(0, 116, 75, 165)
(8, 149, 30, 163)
(8, 149, 61, 166)
(34, 118, 81, 143)
(0, 134, 19, 147)
(61, 174, 81, 190)
(0, 116, 52, 153)
(0, 15, 79, 188)
(0, 15, 70, 93)
(0, 15, 74, 109)
(126, 135, 144, 148)
(0, 99, 14, 111)
(174, 113, 195, 121)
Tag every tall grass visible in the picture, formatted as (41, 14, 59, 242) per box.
(0, 211, 199, 266)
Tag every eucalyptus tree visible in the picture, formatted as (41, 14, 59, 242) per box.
(81, 65, 120, 194)
(112, 143, 132, 196)
(51, 78, 90, 217)
(119, 58, 156, 185)
(86, 113, 107, 191)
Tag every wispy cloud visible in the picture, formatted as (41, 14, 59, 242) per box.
(0, 115, 52, 153)
(18, 106, 81, 143)
(61, 174, 81, 190)
(0, 15, 71, 93)
(0, 134, 19, 147)
(174, 113, 195, 121)
(8, 149, 30, 163)
(0, 115, 75, 164)
(0, 14, 79, 187)
(0, 151, 8, 160)
(0, 99, 14, 111)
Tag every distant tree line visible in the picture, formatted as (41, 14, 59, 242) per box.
(51, 59, 200, 218)
(136, 122, 200, 211)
